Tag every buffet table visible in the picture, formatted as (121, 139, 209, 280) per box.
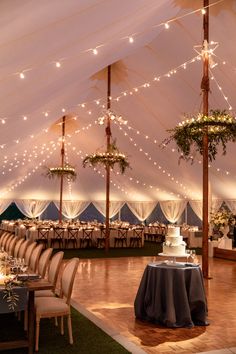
(134, 262, 208, 328)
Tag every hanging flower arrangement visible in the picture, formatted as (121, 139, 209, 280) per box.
(210, 208, 235, 228)
(44, 164, 77, 181)
(162, 109, 236, 162)
(83, 140, 130, 174)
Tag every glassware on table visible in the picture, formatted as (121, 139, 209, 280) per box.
(186, 249, 191, 263)
(190, 249, 196, 263)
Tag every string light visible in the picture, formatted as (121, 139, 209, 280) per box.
(129, 36, 134, 43)
(1, 0, 222, 86)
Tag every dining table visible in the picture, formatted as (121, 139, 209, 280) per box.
(134, 262, 208, 328)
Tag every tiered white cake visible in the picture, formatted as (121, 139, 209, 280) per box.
(162, 226, 186, 256)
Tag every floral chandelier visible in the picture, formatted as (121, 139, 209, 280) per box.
(45, 164, 77, 181)
(162, 109, 236, 162)
(83, 139, 130, 174)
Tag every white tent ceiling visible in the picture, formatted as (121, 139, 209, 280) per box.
(0, 0, 236, 203)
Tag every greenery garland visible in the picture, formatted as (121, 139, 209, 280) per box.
(83, 140, 130, 174)
(45, 164, 77, 182)
(162, 110, 236, 162)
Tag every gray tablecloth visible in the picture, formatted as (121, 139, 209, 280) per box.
(134, 262, 208, 328)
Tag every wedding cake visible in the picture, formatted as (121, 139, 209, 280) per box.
(162, 226, 186, 255)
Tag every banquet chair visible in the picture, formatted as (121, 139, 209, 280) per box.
(35, 251, 64, 297)
(8, 236, 17, 256)
(37, 247, 53, 278)
(24, 241, 37, 266)
(129, 228, 143, 247)
(4, 234, 15, 252)
(35, 257, 79, 351)
(80, 228, 93, 248)
(96, 227, 106, 248)
(114, 228, 128, 248)
(28, 244, 43, 273)
(0, 231, 10, 248)
(13, 237, 24, 258)
(24, 251, 63, 331)
(51, 227, 65, 249)
(65, 228, 80, 249)
(17, 239, 31, 260)
(36, 227, 50, 249)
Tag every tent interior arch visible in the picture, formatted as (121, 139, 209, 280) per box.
(1, 0, 236, 221)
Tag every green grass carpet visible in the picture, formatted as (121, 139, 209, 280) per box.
(61, 241, 163, 259)
(0, 308, 131, 354)
(60, 242, 201, 259)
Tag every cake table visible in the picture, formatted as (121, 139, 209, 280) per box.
(158, 252, 188, 263)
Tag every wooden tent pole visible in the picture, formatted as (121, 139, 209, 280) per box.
(59, 115, 66, 224)
(202, 0, 210, 278)
(105, 65, 111, 251)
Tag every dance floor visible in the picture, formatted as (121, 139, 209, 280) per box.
(71, 255, 236, 354)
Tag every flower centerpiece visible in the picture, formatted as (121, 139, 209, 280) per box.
(162, 109, 236, 163)
(82, 139, 130, 174)
(210, 208, 235, 238)
(44, 164, 76, 182)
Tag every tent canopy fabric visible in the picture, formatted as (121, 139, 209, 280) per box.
(1, 0, 236, 204)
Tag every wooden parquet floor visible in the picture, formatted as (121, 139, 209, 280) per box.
(71, 256, 236, 353)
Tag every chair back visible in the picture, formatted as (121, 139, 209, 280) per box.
(68, 228, 80, 240)
(13, 238, 24, 258)
(8, 237, 17, 256)
(53, 227, 65, 239)
(38, 248, 53, 278)
(61, 258, 79, 304)
(118, 228, 128, 238)
(0, 232, 9, 248)
(48, 251, 64, 289)
(24, 241, 37, 266)
(5, 234, 15, 252)
(18, 239, 30, 259)
(133, 228, 143, 238)
(37, 227, 50, 240)
(82, 228, 93, 239)
(29, 244, 43, 273)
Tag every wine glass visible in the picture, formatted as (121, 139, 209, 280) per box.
(186, 249, 191, 264)
(190, 250, 197, 264)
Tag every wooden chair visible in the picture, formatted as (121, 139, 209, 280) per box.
(65, 228, 80, 248)
(96, 227, 106, 248)
(129, 228, 143, 247)
(80, 228, 93, 248)
(114, 228, 128, 248)
(35, 258, 79, 351)
(50, 227, 65, 249)
(36, 227, 50, 249)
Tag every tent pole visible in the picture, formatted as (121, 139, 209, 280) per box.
(202, 0, 210, 278)
(105, 65, 111, 251)
(59, 115, 66, 224)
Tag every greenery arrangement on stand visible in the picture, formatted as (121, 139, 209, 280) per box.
(44, 164, 77, 181)
(82, 139, 130, 174)
(162, 109, 236, 162)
